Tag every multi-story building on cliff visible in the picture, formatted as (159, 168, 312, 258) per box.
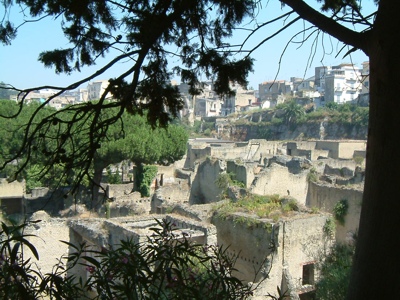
(319, 63, 363, 104)
(87, 80, 111, 100)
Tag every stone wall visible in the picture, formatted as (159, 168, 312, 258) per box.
(187, 156, 311, 205)
(189, 157, 225, 204)
(306, 182, 363, 243)
(226, 160, 256, 188)
(151, 180, 191, 213)
(185, 139, 283, 169)
(279, 214, 332, 292)
(212, 213, 332, 298)
(107, 183, 134, 198)
(212, 214, 275, 284)
(316, 158, 357, 172)
(287, 141, 331, 160)
(24, 212, 71, 275)
(210, 140, 281, 163)
(165, 215, 217, 245)
(105, 195, 151, 217)
(0, 178, 25, 197)
(250, 163, 309, 205)
(315, 140, 366, 159)
(337, 141, 367, 159)
(314, 141, 340, 158)
(287, 140, 366, 160)
(184, 143, 213, 169)
(0, 178, 25, 214)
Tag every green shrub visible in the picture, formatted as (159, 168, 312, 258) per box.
(311, 206, 320, 214)
(333, 199, 349, 225)
(270, 117, 283, 125)
(1, 219, 261, 299)
(215, 172, 245, 198)
(106, 166, 122, 184)
(323, 217, 336, 238)
(353, 155, 364, 165)
(203, 128, 211, 136)
(316, 243, 355, 300)
(307, 167, 318, 182)
(138, 164, 158, 197)
(257, 127, 272, 139)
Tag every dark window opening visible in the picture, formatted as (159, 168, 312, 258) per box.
(302, 263, 315, 285)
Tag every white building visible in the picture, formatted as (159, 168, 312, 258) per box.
(191, 81, 224, 117)
(194, 97, 222, 117)
(323, 64, 362, 104)
(87, 80, 111, 100)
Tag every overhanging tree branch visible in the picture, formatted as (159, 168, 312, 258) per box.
(280, 0, 370, 55)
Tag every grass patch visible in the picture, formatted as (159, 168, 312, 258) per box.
(307, 167, 319, 182)
(213, 194, 299, 225)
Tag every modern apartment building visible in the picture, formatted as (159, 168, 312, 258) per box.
(323, 64, 362, 104)
(87, 80, 111, 100)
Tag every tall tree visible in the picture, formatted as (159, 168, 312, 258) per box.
(281, 100, 305, 125)
(0, 0, 254, 195)
(1, 0, 399, 298)
(92, 111, 188, 204)
(275, 2, 400, 299)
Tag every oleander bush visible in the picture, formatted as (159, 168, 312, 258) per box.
(1, 218, 265, 299)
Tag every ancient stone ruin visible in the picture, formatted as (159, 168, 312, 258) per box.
(1, 138, 366, 299)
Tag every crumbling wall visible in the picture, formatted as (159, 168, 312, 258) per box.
(287, 141, 317, 151)
(315, 141, 340, 158)
(338, 141, 366, 159)
(24, 212, 71, 275)
(151, 180, 191, 213)
(226, 160, 256, 188)
(0, 178, 25, 197)
(185, 140, 282, 170)
(105, 195, 151, 217)
(157, 164, 178, 183)
(189, 158, 225, 204)
(209, 146, 252, 161)
(184, 144, 212, 169)
(25, 191, 66, 216)
(212, 214, 276, 286)
(212, 213, 332, 298)
(306, 182, 362, 243)
(316, 158, 356, 172)
(250, 164, 309, 205)
(165, 215, 217, 245)
(279, 214, 333, 292)
(107, 183, 134, 198)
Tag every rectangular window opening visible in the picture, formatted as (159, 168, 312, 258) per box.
(302, 263, 315, 285)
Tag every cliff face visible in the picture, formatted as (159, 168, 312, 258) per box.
(226, 122, 367, 141)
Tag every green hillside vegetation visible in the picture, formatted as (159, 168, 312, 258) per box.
(233, 102, 368, 129)
(0, 99, 188, 195)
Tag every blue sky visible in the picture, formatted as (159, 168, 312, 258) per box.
(0, 1, 374, 90)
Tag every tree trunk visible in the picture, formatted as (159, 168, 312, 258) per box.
(347, 2, 400, 298)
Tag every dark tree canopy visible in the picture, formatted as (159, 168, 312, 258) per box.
(0, 0, 255, 192)
(3, 0, 400, 299)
